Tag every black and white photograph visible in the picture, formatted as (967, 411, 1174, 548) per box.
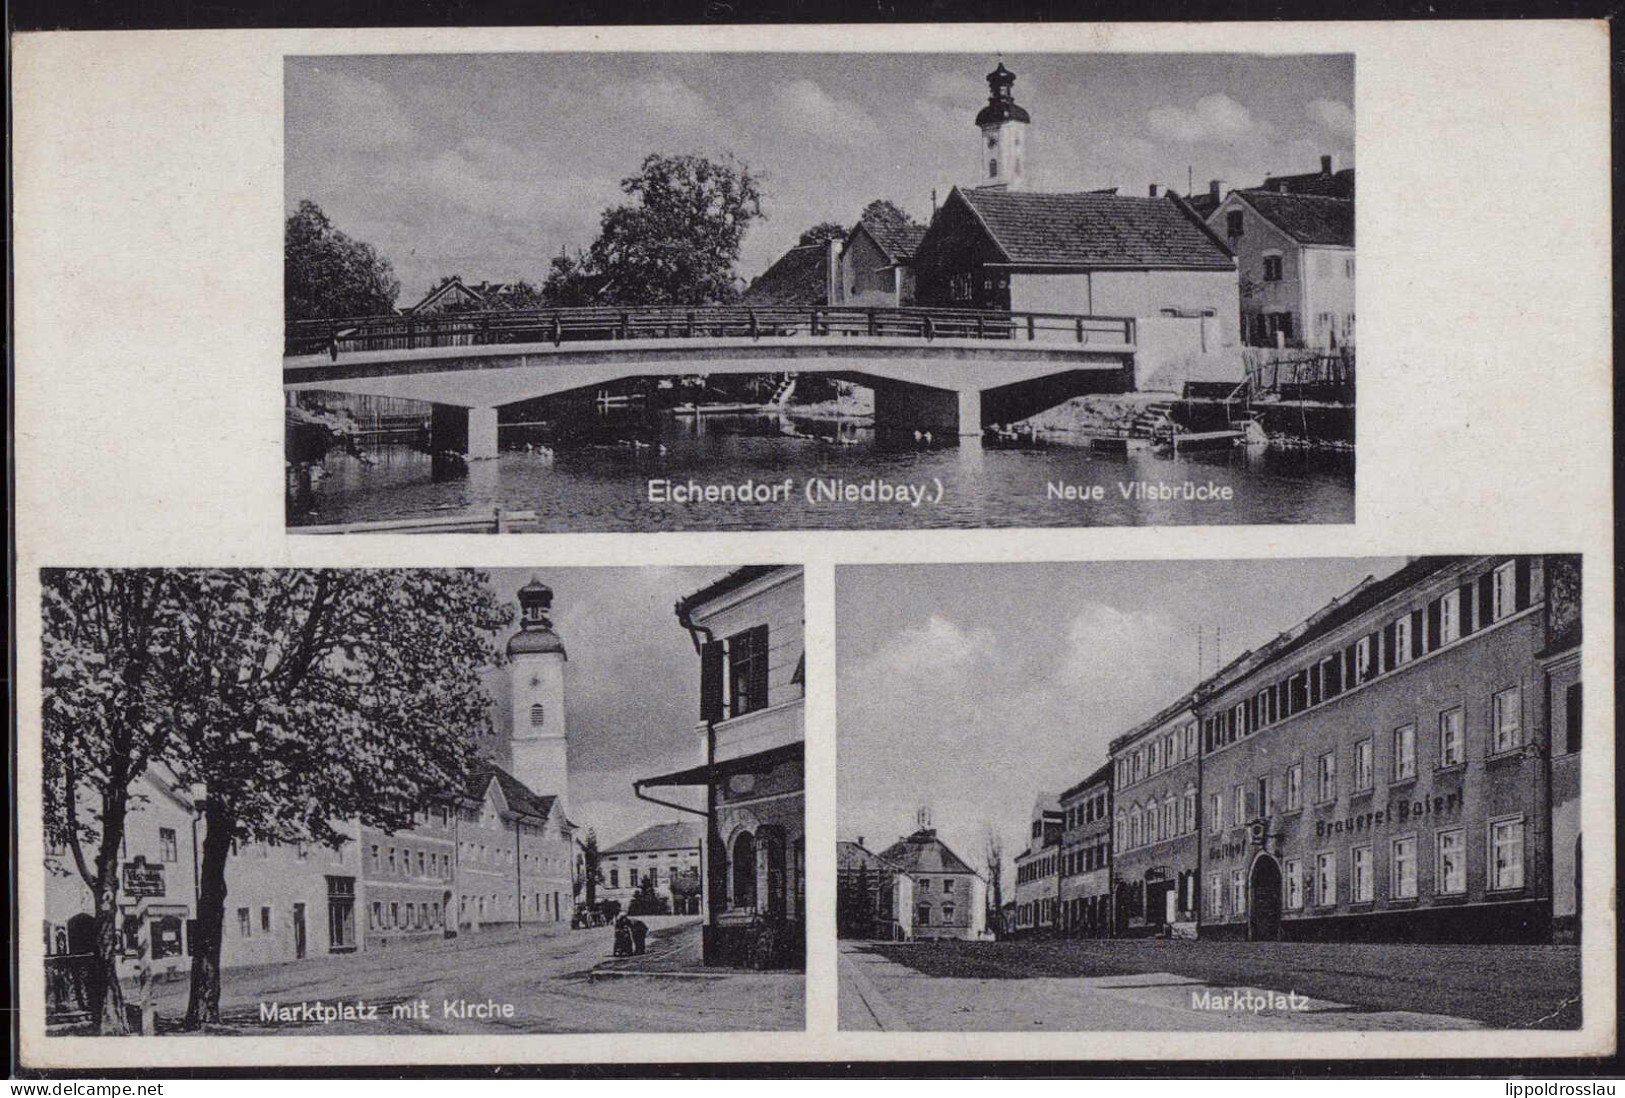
(284, 52, 1357, 533)
(40, 565, 806, 1037)
(837, 556, 1582, 1032)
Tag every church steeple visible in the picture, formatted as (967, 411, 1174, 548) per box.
(975, 61, 1031, 191)
(505, 577, 570, 817)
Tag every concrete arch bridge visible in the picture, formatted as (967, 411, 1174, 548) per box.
(284, 305, 1139, 456)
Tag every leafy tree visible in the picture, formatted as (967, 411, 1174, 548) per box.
(860, 199, 918, 228)
(550, 153, 764, 307)
(42, 571, 182, 1034)
(629, 871, 668, 916)
(160, 569, 511, 1028)
(578, 829, 605, 907)
(983, 824, 1005, 939)
(797, 221, 847, 247)
(540, 250, 599, 307)
(285, 200, 401, 321)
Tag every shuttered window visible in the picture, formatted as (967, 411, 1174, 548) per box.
(727, 625, 771, 718)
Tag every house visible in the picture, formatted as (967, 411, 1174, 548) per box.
(635, 566, 805, 969)
(1057, 762, 1113, 937)
(1260, 154, 1355, 199)
(839, 217, 929, 307)
(836, 838, 895, 938)
(404, 277, 527, 315)
(1209, 188, 1355, 349)
(1010, 794, 1062, 937)
(598, 822, 703, 915)
(876, 811, 986, 941)
(1109, 698, 1202, 938)
(741, 242, 839, 306)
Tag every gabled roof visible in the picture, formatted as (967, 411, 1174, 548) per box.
(742, 244, 830, 306)
(952, 186, 1235, 271)
(675, 565, 792, 619)
(876, 829, 977, 876)
(1260, 167, 1355, 200)
(602, 821, 702, 856)
(1060, 760, 1114, 802)
(1232, 190, 1354, 247)
(856, 219, 930, 266)
(465, 759, 562, 826)
(837, 841, 891, 873)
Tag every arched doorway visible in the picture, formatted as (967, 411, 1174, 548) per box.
(730, 830, 757, 911)
(758, 826, 788, 920)
(1249, 854, 1282, 941)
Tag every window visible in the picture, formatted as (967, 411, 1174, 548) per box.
(390, 902, 399, 928)
(943, 877, 954, 893)
(1183, 789, 1197, 833)
(1233, 784, 1245, 826)
(370, 844, 379, 870)
(1356, 636, 1373, 682)
(370, 901, 381, 929)
(1207, 873, 1224, 917)
(1492, 687, 1522, 753)
(1436, 829, 1466, 894)
(1394, 615, 1412, 665)
(627, 868, 638, 888)
(529, 704, 545, 728)
(237, 908, 251, 937)
(1354, 739, 1373, 791)
(1440, 589, 1460, 644)
(1144, 805, 1157, 845)
(608, 868, 618, 888)
(1391, 836, 1417, 899)
(1209, 793, 1223, 834)
(1230, 869, 1246, 915)
(988, 158, 998, 178)
(1345, 256, 1356, 278)
(1317, 752, 1337, 803)
(1284, 859, 1303, 909)
(942, 903, 956, 922)
(1115, 813, 1126, 852)
(1490, 818, 1525, 890)
(1351, 845, 1373, 902)
(1286, 763, 1303, 810)
(417, 851, 425, 876)
(159, 827, 178, 863)
(260, 906, 271, 933)
(1492, 561, 1517, 621)
(388, 847, 396, 873)
(1393, 724, 1416, 780)
(1440, 708, 1464, 766)
(1185, 722, 1198, 757)
(1262, 254, 1283, 282)
(1226, 210, 1244, 237)
(1315, 852, 1336, 906)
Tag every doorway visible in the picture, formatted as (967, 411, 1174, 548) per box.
(292, 903, 307, 960)
(1249, 854, 1282, 941)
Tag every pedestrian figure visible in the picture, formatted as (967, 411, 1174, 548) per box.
(629, 918, 648, 956)
(612, 914, 635, 957)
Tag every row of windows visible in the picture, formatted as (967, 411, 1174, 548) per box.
(1256, 253, 1357, 283)
(1016, 852, 1056, 884)
(916, 901, 957, 926)
(1062, 836, 1111, 876)
(1204, 560, 1531, 756)
(1207, 819, 1526, 918)
(1015, 897, 1056, 928)
(369, 899, 444, 932)
(369, 844, 452, 880)
(1116, 721, 1199, 790)
(1063, 791, 1109, 830)
(1114, 788, 1199, 853)
(607, 863, 693, 889)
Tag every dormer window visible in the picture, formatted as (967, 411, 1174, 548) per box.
(989, 158, 998, 178)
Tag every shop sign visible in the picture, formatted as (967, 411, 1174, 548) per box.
(122, 856, 165, 897)
(1314, 791, 1463, 840)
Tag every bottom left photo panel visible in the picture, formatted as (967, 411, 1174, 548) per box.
(34, 565, 805, 1037)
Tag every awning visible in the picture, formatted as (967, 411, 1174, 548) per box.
(635, 741, 803, 789)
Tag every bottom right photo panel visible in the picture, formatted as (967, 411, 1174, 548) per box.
(836, 555, 1583, 1033)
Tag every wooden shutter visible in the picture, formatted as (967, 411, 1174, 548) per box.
(1410, 610, 1424, 658)
(1382, 624, 1397, 672)
(699, 639, 725, 723)
(1460, 582, 1477, 634)
(1478, 573, 1494, 624)
(1515, 557, 1532, 610)
(1427, 600, 1442, 651)
(748, 624, 770, 710)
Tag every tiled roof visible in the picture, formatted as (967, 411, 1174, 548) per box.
(602, 821, 702, 856)
(876, 830, 977, 876)
(675, 565, 790, 618)
(1060, 760, 1114, 802)
(956, 187, 1234, 270)
(861, 220, 930, 265)
(741, 244, 829, 305)
(1260, 167, 1355, 199)
(1236, 190, 1354, 247)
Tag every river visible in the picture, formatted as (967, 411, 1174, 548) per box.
(291, 412, 1355, 532)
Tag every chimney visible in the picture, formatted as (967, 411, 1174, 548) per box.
(1321, 154, 1334, 175)
(1148, 184, 1161, 198)
(1209, 179, 1222, 200)
(858, 836, 865, 850)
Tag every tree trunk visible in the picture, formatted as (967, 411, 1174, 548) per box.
(182, 800, 233, 1029)
(91, 788, 131, 1035)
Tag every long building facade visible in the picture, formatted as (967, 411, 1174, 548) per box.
(1014, 554, 1583, 947)
(1056, 763, 1113, 937)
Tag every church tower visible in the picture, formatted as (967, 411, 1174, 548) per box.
(505, 578, 569, 816)
(975, 61, 1031, 191)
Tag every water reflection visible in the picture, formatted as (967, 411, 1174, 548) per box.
(295, 411, 1354, 531)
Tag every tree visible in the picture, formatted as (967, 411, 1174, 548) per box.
(551, 153, 764, 307)
(629, 872, 667, 916)
(578, 829, 605, 907)
(797, 221, 847, 247)
(860, 199, 918, 229)
(160, 569, 511, 1028)
(42, 571, 182, 1033)
(983, 824, 1005, 939)
(285, 200, 401, 321)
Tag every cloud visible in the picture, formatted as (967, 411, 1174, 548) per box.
(1306, 98, 1355, 137)
(287, 67, 416, 152)
(1147, 94, 1267, 144)
(871, 614, 996, 678)
(772, 79, 882, 145)
(616, 76, 722, 131)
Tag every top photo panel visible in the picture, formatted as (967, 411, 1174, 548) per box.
(284, 52, 1355, 534)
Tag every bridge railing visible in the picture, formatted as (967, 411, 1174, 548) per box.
(285, 306, 1136, 358)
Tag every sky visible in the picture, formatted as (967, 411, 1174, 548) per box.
(836, 557, 1403, 890)
(285, 52, 1354, 303)
(485, 567, 730, 849)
